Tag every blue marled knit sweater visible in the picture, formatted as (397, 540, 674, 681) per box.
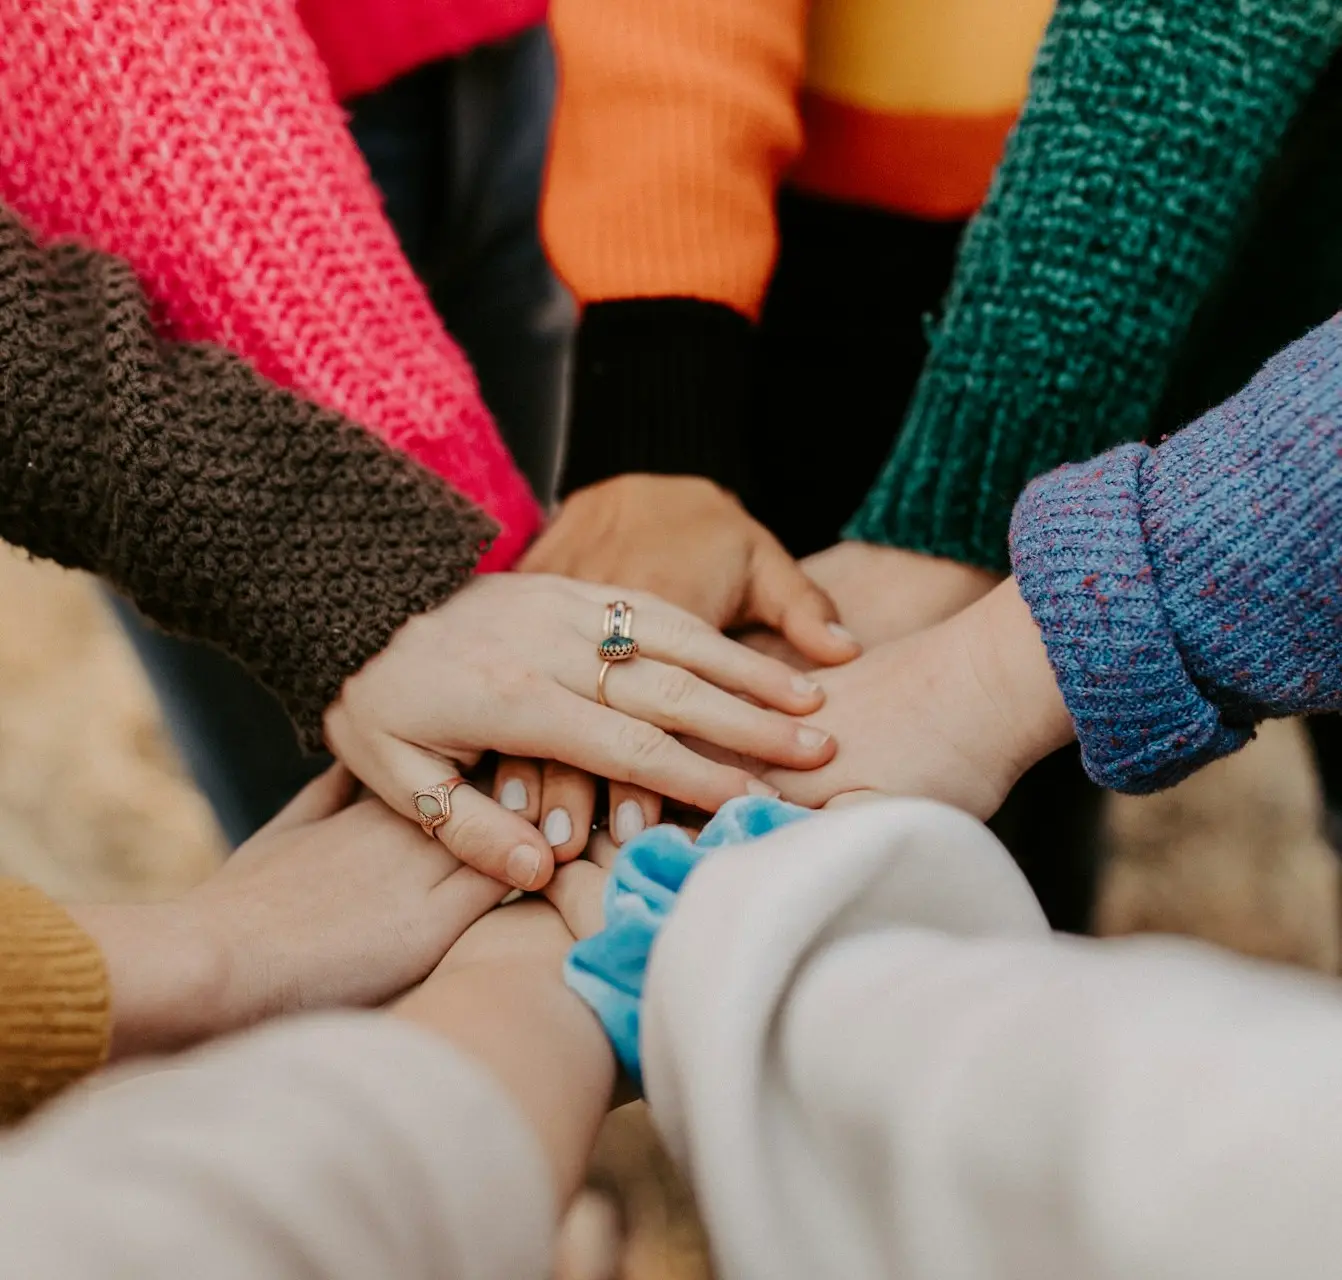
(1011, 311, 1342, 794)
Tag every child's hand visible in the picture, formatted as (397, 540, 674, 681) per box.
(764, 581, 1074, 819)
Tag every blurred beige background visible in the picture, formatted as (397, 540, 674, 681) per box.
(3, 543, 1338, 1280)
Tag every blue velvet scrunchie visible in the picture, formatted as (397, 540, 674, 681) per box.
(564, 796, 811, 1088)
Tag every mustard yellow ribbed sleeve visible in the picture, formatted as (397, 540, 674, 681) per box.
(0, 879, 110, 1123)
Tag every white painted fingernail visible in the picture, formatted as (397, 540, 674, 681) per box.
(543, 808, 573, 847)
(746, 780, 781, 798)
(499, 778, 528, 811)
(827, 622, 857, 645)
(791, 674, 820, 696)
(614, 799, 645, 845)
(797, 726, 830, 751)
(507, 845, 542, 890)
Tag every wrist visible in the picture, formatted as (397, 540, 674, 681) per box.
(395, 957, 614, 1200)
(68, 900, 234, 1060)
(958, 579, 1075, 780)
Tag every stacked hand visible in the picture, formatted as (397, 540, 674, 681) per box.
(325, 573, 836, 892)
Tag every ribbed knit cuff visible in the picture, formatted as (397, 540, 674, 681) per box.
(560, 299, 756, 501)
(0, 881, 111, 1123)
(1010, 444, 1252, 794)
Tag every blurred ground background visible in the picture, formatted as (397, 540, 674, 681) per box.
(3, 542, 1339, 1279)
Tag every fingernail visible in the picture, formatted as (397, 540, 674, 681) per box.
(828, 622, 857, 646)
(746, 780, 781, 798)
(614, 799, 645, 845)
(507, 844, 542, 890)
(542, 808, 573, 847)
(499, 778, 528, 811)
(791, 674, 820, 696)
(796, 725, 830, 751)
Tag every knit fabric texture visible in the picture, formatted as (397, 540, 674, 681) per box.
(0, 0, 540, 569)
(849, 0, 1342, 572)
(566, 797, 811, 1087)
(0, 880, 110, 1125)
(0, 202, 495, 749)
(1011, 311, 1342, 794)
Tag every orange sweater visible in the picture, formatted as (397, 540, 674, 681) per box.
(544, 0, 1055, 320)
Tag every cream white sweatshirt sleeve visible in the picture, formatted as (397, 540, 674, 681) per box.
(642, 797, 1342, 1280)
(0, 1014, 554, 1280)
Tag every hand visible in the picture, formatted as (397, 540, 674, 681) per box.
(505, 478, 859, 856)
(393, 836, 619, 1203)
(801, 542, 1003, 649)
(521, 476, 861, 663)
(763, 581, 1075, 817)
(72, 767, 509, 1060)
(326, 574, 835, 891)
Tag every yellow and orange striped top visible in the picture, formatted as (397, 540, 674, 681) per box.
(543, 0, 1055, 318)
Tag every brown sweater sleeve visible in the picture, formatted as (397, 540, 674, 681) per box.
(0, 202, 497, 749)
(0, 880, 109, 1124)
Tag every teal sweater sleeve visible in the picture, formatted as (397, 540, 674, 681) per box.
(846, 0, 1342, 572)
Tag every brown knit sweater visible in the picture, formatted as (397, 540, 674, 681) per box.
(0, 200, 498, 1118)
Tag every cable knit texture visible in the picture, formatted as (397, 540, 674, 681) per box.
(0, 0, 540, 568)
(849, 0, 1342, 571)
(0, 881, 109, 1125)
(0, 203, 495, 749)
(1011, 312, 1342, 793)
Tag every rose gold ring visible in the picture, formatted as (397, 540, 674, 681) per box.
(411, 777, 467, 838)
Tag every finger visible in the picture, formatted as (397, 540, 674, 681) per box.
(365, 737, 555, 892)
(544, 859, 609, 939)
(259, 763, 357, 834)
(493, 757, 543, 824)
(585, 827, 622, 870)
(747, 537, 861, 667)
(540, 692, 780, 813)
(540, 762, 598, 863)
(426, 866, 514, 949)
(565, 584, 824, 714)
(599, 657, 836, 769)
(607, 781, 661, 847)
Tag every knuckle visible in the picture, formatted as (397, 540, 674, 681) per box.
(443, 809, 503, 858)
(615, 718, 669, 768)
(658, 612, 700, 653)
(656, 666, 699, 710)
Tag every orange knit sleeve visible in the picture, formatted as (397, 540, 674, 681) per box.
(0, 880, 110, 1124)
(542, 0, 807, 320)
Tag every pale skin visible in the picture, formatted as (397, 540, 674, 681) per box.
(324, 572, 837, 893)
(503, 471, 1010, 842)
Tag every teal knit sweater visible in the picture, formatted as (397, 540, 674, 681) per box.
(847, 0, 1342, 572)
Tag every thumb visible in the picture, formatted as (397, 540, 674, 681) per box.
(260, 764, 357, 834)
(747, 536, 861, 666)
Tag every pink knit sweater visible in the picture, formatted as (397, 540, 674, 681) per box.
(300, 0, 547, 101)
(0, 0, 542, 569)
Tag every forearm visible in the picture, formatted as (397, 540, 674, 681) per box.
(0, 1016, 554, 1280)
(848, 0, 1342, 570)
(1012, 311, 1342, 791)
(397, 902, 616, 1203)
(0, 203, 492, 746)
(397, 959, 615, 1204)
(0, 0, 539, 562)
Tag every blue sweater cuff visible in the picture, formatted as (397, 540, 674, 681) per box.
(1010, 444, 1252, 793)
(564, 797, 812, 1088)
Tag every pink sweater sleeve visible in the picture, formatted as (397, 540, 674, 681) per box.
(0, 0, 540, 569)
